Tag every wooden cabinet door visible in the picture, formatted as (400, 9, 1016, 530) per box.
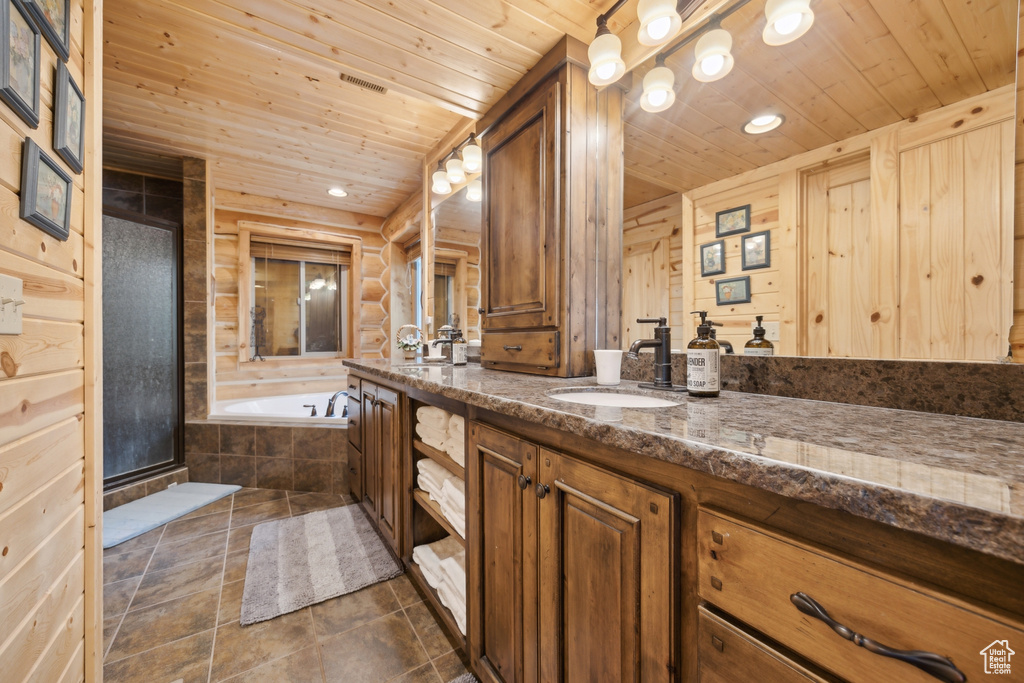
(360, 383, 379, 520)
(375, 385, 402, 555)
(482, 77, 560, 332)
(537, 449, 677, 683)
(468, 422, 539, 683)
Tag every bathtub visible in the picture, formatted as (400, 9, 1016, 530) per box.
(211, 391, 349, 426)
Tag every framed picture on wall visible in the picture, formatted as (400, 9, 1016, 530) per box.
(700, 240, 725, 277)
(715, 204, 750, 237)
(741, 230, 771, 270)
(1, 0, 40, 128)
(22, 0, 68, 62)
(715, 276, 751, 306)
(53, 60, 84, 173)
(20, 138, 72, 241)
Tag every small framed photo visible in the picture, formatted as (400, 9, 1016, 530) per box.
(716, 204, 750, 237)
(716, 276, 751, 306)
(22, 0, 68, 62)
(1, 0, 40, 128)
(700, 240, 725, 277)
(20, 137, 72, 241)
(53, 60, 84, 173)
(741, 230, 771, 270)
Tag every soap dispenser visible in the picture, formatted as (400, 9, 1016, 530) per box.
(744, 315, 774, 356)
(451, 328, 467, 366)
(687, 311, 720, 397)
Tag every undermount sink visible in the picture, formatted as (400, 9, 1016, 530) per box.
(547, 389, 681, 408)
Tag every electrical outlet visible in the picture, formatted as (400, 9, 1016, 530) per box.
(752, 320, 780, 342)
(0, 274, 25, 335)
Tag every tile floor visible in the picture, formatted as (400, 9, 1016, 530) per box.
(102, 488, 470, 682)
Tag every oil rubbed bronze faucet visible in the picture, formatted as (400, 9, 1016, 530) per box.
(325, 390, 348, 418)
(627, 317, 676, 389)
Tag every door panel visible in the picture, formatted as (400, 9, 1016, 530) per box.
(376, 386, 401, 554)
(482, 80, 559, 332)
(361, 385, 378, 519)
(469, 422, 538, 683)
(538, 449, 677, 682)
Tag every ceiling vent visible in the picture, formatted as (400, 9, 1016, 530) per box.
(340, 73, 387, 94)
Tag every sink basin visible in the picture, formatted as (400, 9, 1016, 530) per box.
(548, 390, 681, 408)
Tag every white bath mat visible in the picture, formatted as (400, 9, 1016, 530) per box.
(103, 482, 241, 548)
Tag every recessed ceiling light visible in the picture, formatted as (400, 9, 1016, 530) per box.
(744, 114, 784, 134)
(327, 187, 347, 197)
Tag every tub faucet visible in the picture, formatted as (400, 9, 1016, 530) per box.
(627, 317, 673, 389)
(325, 390, 347, 418)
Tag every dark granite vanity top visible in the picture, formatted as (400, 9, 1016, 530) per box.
(344, 359, 1024, 565)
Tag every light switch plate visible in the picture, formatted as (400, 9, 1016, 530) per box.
(751, 320, 780, 342)
(0, 273, 24, 335)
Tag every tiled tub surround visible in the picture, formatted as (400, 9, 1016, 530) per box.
(185, 421, 349, 494)
(622, 353, 1024, 422)
(346, 359, 1024, 565)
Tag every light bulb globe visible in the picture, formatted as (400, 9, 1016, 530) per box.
(762, 0, 814, 46)
(588, 31, 625, 86)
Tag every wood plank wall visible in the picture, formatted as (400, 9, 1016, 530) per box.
(0, 0, 101, 680)
(622, 195, 682, 347)
(673, 86, 1015, 359)
(211, 191, 388, 401)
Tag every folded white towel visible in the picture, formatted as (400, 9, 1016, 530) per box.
(440, 549, 467, 604)
(417, 459, 454, 502)
(440, 498, 466, 539)
(441, 477, 465, 509)
(417, 474, 445, 504)
(437, 580, 467, 636)
(417, 406, 451, 431)
(447, 414, 465, 435)
(443, 438, 466, 467)
(412, 536, 462, 589)
(416, 423, 448, 450)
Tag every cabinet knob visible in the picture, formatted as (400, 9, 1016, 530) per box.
(535, 482, 550, 499)
(790, 592, 966, 683)
(517, 474, 531, 490)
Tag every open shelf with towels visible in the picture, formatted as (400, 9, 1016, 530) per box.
(413, 489, 466, 544)
(413, 439, 464, 479)
(407, 561, 467, 650)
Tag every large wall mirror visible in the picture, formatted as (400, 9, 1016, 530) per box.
(620, 0, 1018, 363)
(425, 175, 482, 341)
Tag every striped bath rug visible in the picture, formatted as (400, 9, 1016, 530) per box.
(240, 503, 403, 625)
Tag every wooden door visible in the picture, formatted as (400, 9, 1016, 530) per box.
(361, 382, 379, 519)
(481, 77, 560, 332)
(468, 422, 539, 683)
(375, 385, 402, 554)
(537, 449, 677, 682)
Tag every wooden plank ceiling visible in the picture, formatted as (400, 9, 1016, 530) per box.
(623, 0, 1018, 194)
(102, 0, 641, 216)
(103, 0, 1016, 217)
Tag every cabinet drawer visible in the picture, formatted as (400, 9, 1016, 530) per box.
(697, 607, 827, 683)
(481, 330, 559, 368)
(346, 396, 361, 450)
(698, 509, 1024, 683)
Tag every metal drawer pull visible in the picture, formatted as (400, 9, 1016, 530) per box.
(517, 474, 531, 490)
(503, 345, 523, 352)
(790, 592, 965, 683)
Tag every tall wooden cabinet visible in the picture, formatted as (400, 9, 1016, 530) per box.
(468, 421, 677, 682)
(479, 37, 624, 377)
(349, 379, 403, 556)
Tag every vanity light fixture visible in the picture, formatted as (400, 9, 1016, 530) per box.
(461, 134, 482, 173)
(640, 63, 676, 113)
(637, 0, 683, 47)
(431, 161, 452, 195)
(743, 113, 784, 134)
(445, 157, 466, 185)
(762, 0, 814, 46)
(691, 27, 734, 82)
(327, 187, 347, 197)
(466, 179, 482, 202)
(588, 21, 626, 86)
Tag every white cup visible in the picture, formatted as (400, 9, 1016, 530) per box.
(427, 342, 444, 358)
(593, 350, 623, 386)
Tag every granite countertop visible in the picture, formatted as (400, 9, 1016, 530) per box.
(344, 359, 1024, 565)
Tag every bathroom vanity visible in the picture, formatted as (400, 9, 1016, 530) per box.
(343, 358, 1024, 682)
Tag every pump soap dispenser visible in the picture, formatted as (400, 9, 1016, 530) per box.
(744, 316, 774, 356)
(687, 311, 720, 397)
